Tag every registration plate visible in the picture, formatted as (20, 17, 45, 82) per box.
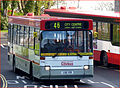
(61, 71, 73, 75)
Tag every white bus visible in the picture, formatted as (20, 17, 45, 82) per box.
(8, 15, 93, 80)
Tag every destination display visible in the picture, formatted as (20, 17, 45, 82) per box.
(45, 21, 89, 30)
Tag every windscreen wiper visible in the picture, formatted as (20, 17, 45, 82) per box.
(52, 47, 64, 58)
(52, 53, 58, 58)
(77, 53, 82, 58)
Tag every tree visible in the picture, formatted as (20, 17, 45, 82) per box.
(34, 1, 43, 15)
(23, 1, 35, 15)
(34, 1, 55, 15)
(2, 1, 11, 16)
(11, 1, 18, 16)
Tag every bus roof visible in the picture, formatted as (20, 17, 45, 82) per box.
(45, 8, 120, 23)
(9, 16, 93, 30)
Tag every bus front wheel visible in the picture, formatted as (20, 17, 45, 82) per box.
(100, 51, 108, 67)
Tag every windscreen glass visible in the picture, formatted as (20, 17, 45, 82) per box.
(40, 31, 92, 56)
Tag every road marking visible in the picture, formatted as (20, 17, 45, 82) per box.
(1, 44, 7, 49)
(64, 85, 68, 88)
(50, 85, 53, 88)
(97, 66, 108, 69)
(101, 82, 115, 88)
(21, 80, 27, 84)
(24, 85, 37, 88)
(7, 80, 19, 84)
(1, 75, 5, 88)
(41, 85, 48, 87)
(74, 85, 78, 88)
(16, 76, 25, 79)
(80, 80, 85, 83)
(55, 85, 58, 88)
(0, 74, 8, 88)
(87, 79, 99, 83)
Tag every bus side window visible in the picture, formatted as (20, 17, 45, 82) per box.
(24, 27, 29, 48)
(98, 22, 110, 41)
(8, 24, 11, 42)
(29, 27, 34, 49)
(112, 24, 119, 46)
(20, 26, 24, 46)
(16, 25, 20, 44)
(13, 24, 17, 44)
(34, 28, 40, 55)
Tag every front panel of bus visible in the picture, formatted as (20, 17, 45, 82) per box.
(38, 19, 93, 80)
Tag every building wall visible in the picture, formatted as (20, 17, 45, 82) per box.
(115, 0, 120, 12)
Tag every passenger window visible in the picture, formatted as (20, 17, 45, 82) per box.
(34, 28, 40, 55)
(112, 24, 119, 46)
(20, 26, 24, 46)
(24, 27, 29, 48)
(98, 22, 110, 41)
(29, 27, 34, 49)
(16, 25, 20, 44)
(13, 25, 18, 44)
(8, 24, 11, 42)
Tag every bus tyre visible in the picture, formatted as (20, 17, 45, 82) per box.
(30, 62, 34, 80)
(101, 52, 108, 67)
(13, 56, 16, 73)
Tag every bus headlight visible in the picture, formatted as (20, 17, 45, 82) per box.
(84, 65, 89, 70)
(45, 66, 50, 71)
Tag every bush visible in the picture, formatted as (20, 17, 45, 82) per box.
(1, 16, 8, 30)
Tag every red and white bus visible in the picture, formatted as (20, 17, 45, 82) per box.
(45, 7, 120, 66)
(8, 16, 93, 80)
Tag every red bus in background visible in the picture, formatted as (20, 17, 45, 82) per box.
(45, 7, 120, 66)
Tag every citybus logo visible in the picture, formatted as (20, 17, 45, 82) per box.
(61, 61, 73, 66)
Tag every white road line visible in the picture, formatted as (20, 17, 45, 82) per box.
(64, 85, 67, 88)
(21, 80, 27, 84)
(24, 85, 37, 88)
(80, 80, 85, 83)
(55, 85, 58, 88)
(101, 82, 115, 88)
(97, 66, 108, 69)
(1, 44, 7, 49)
(41, 85, 48, 87)
(87, 79, 99, 83)
(50, 85, 53, 88)
(40, 87, 43, 88)
(74, 85, 78, 88)
(1, 44, 5, 48)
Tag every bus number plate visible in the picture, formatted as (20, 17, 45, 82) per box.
(61, 71, 73, 75)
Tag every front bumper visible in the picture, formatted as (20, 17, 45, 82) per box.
(33, 65, 93, 80)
